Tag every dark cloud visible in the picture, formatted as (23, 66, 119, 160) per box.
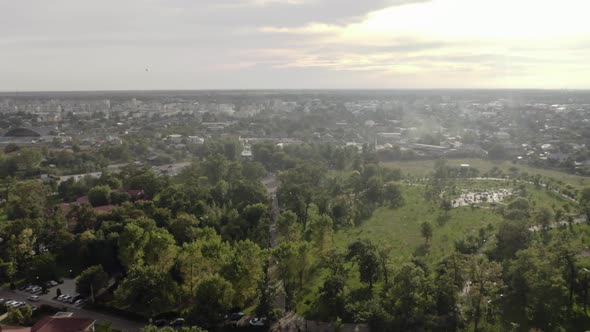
(168, 0, 430, 26)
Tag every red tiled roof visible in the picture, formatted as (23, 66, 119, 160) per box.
(75, 196, 89, 204)
(126, 189, 145, 197)
(32, 316, 95, 332)
(58, 203, 72, 215)
(0, 326, 31, 331)
(93, 205, 115, 213)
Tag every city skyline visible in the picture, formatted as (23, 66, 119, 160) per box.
(2, 0, 590, 91)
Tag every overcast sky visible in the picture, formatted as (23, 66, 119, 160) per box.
(2, 0, 590, 91)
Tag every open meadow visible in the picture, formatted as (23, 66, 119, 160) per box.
(299, 159, 590, 316)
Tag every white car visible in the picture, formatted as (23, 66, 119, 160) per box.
(57, 295, 67, 302)
(11, 301, 25, 308)
(249, 318, 267, 327)
(27, 295, 40, 302)
(74, 299, 87, 307)
(4, 300, 17, 307)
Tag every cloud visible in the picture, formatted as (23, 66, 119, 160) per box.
(1, 0, 590, 90)
(250, 0, 590, 87)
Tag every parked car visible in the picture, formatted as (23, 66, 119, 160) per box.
(57, 294, 66, 301)
(4, 300, 17, 307)
(249, 318, 267, 327)
(0, 298, 6, 304)
(69, 294, 81, 304)
(12, 301, 25, 308)
(153, 319, 168, 327)
(58, 294, 71, 302)
(74, 299, 87, 307)
(27, 295, 40, 302)
(228, 312, 244, 321)
(170, 318, 185, 327)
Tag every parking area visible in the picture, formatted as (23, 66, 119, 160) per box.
(15, 278, 83, 308)
(1, 287, 144, 332)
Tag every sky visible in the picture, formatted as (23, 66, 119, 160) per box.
(1, 0, 590, 91)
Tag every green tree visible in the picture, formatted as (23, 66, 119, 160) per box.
(346, 240, 381, 289)
(508, 244, 569, 330)
(464, 255, 504, 332)
(114, 265, 179, 318)
(317, 273, 346, 320)
(117, 219, 178, 272)
(381, 262, 437, 331)
(14, 148, 42, 171)
(579, 187, 590, 222)
(177, 229, 232, 300)
(126, 170, 165, 199)
(187, 275, 235, 325)
(223, 240, 264, 308)
(504, 197, 531, 221)
(30, 252, 58, 284)
(7, 305, 32, 325)
(364, 176, 384, 204)
(76, 265, 109, 297)
(6, 181, 47, 220)
(168, 213, 200, 244)
(309, 213, 334, 254)
(117, 222, 149, 269)
(421, 221, 433, 245)
(277, 210, 302, 243)
(383, 181, 404, 208)
(273, 241, 312, 308)
(88, 185, 111, 207)
(110, 191, 130, 205)
(533, 207, 554, 231)
(493, 220, 530, 260)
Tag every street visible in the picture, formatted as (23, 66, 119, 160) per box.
(0, 287, 145, 332)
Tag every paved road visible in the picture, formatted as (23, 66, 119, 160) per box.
(261, 174, 286, 313)
(0, 288, 145, 332)
(529, 216, 588, 232)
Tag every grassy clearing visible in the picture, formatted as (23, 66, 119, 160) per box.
(383, 158, 590, 189)
(300, 160, 587, 316)
(333, 186, 504, 265)
(298, 177, 581, 315)
(298, 185, 506, 314)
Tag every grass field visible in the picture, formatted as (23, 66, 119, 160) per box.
(298, 170, 584, 315)
(383, 158, 590, 189)
(299, 184, 506, 314)
(333, 186, 503, 264)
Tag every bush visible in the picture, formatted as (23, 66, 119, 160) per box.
(88, 185, 111, 207)
(76, 265, 109, 297)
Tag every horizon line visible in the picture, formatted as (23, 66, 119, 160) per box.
(1, 87, 589, 94)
